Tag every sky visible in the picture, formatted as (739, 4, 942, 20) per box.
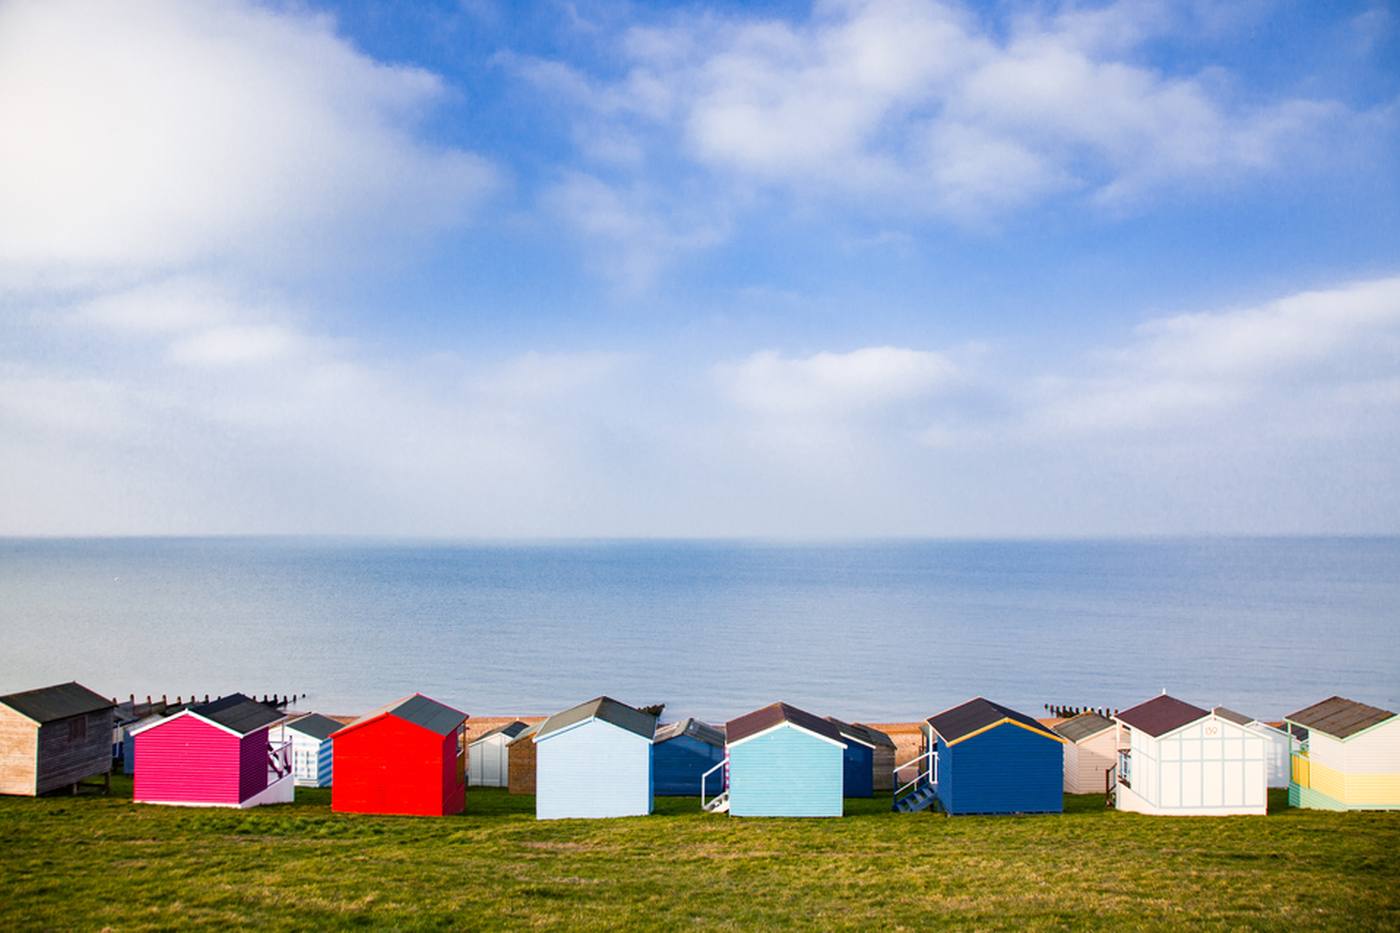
(1, 0, 1398, 538)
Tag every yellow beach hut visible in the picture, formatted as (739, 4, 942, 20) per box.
(1285, 696, 1399, 811)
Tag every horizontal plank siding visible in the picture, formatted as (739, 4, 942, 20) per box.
(728, 725, 843, 818)
(239, 728, 270, 801)
(536, 719, 652, 820)
(333, 715, 458, 816)
(653, 735, 725, 796)
(0, 706, 38, 795)
(35, 711, 113, 794)
(134, 715, 241, 805)
(937, 724, 1063, 815)
(842, 743, 874, 797)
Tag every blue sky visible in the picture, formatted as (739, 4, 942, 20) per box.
(1, 0, 1398, 536)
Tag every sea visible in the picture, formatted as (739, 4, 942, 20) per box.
(1, 536, 1396, 723)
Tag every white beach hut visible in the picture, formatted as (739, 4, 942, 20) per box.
(270, 712, 338, 787)
(1213, 707, 1292, 789)
(1112, 694, 1267, 816)
(468, 720, 529, 788)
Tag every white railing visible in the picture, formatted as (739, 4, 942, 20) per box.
(700, 757, 729, 811)
(893, 748, 937, 805)
(267, 737, 293, 783)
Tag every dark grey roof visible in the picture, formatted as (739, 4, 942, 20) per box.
(192, 694, 284, 736)
(654, 717, 725, 748)
(391, 695, 467, 736)
(826, 716, 894, 749)
(0, 682, 114, 724)
(1053, 711, 1116, 744)
(285, 713, 341, 742)
(473, 720, 530, 743)
(727, 702, 844, 745)
(507, 722, 540, 746)
(1211, 706, 1254, 727)
(927, 697, 1055, 744)
(1287, 696, 1395, 739)
(536, 697, 657, 741)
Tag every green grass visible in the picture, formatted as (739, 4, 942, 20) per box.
(1, 779, 1397, 930)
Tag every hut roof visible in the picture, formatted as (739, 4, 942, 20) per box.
(507, 722, 540, 746)
(1286, 696, 1395, 739)
(1211, 706, 1254, 727)
(1116, 695, 1208, 738)
(284, 712, 342, 741)
(473, 720, 530, 743)
(191, 694, 285, 736)
(654, 717, 725, 748)
(927, 697, 1060, 745)
(537, 697, 656, 741)
(0, 682, 113, 724)
(826, 716, 894, 749)
(1053, 711, 1116, 744)
(335, 694, 467, 738)
(726, 702, 844, 746)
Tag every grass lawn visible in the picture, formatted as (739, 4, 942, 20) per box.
(2, 778, 1397, 930)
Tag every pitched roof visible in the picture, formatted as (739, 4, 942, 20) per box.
(826, 717, 895, 749)
(507, 722, 540, 746)
(927, 697, 1059, 745)
(1053, 711, 1116, 744)
(726, 702, 844, 745)
(1286, 696, 1395, 739)
(1211, 706, 1254, 727)
(283, 712, 341, 742)
(472, 720, 530, 743)
(536, 697, 656, 741)
(191, 694, 285, 736)
(0, 682, 113, 724)
(654, 717, 725, 748)
(1115, 695, 1209, 738)
(334, 693, 467, 738)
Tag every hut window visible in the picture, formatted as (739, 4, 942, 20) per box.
(68, 717, 87, 741)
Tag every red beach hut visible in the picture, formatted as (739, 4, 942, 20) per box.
(331, 694, 467, 816)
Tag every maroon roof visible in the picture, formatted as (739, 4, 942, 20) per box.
(926, 697, 1049, 744)
(726, 702, 843, 745)
(1116, 695, 1209, 738)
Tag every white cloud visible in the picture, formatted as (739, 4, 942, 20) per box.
(168, 323, 305, 368)
(718, 346, 959, 416)
(0, 0, 496, 288)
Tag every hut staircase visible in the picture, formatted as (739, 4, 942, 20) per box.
(891, 748, 939, 814)
(700, 758, 730, 813)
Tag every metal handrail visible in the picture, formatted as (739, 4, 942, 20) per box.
(893, 749, 936, 803)
(700, 757, 729, 810)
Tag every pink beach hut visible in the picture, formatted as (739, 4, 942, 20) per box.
(131, 694, 294, 808)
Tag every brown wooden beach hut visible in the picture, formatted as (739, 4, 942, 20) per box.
(0, 682, 115, 796)
(507, 722, 540, 794)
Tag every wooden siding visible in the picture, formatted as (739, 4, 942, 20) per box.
(935, 722, 1062, 815)
(652, 734, 725, 796)
(536, 719, 652, 820)
(872, 745, 895, 793)
(508, 736, 537, 794)
(35, 709, 113, 795)
(0, 705, 38, 795)
(728, 724, 843, 818)
(238, 727, 270, 801)
(1117, 716, 1266, 815)
(134, 714, 242, 805)
(1063, 728, 1117, 795)
(841, 742, 874, 798)
(332, 714, 464, 816)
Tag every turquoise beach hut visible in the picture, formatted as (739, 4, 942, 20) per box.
(533, 697, 657, 820)
(713, 702, 846, 818)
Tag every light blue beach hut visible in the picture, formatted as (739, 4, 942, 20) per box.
(709, 702, 846, 817)
(534, 697, 657, 820)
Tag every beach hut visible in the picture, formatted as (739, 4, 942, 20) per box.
(534, 697, 656, 820)
(652, 718, 725, 796)
(1112, 694, 1266, 816)
(1285, 696, 1399, 811)
(131, 693, 293, 807)
(507, 723, 539, 794)
(1212, 707, 1292, 789)
(469, 720, 529, 788)
(271, 713, 338, 788)
(1053, 711, 1118, 795)
(914, 697, 1063, 815)
(331, 694, 467, 817)
(0, 682, 115, 796)
(859, 722, 897, 793)
(718, 702, 846, 818)
(825, 717, 879, 798)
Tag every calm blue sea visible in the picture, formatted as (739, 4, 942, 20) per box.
(0, 537, 1396, 723)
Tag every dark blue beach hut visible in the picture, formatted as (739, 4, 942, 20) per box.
(825, 717, 875, 798)
(652, 718, 725, 796)
(914, 697, 1064, 815)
